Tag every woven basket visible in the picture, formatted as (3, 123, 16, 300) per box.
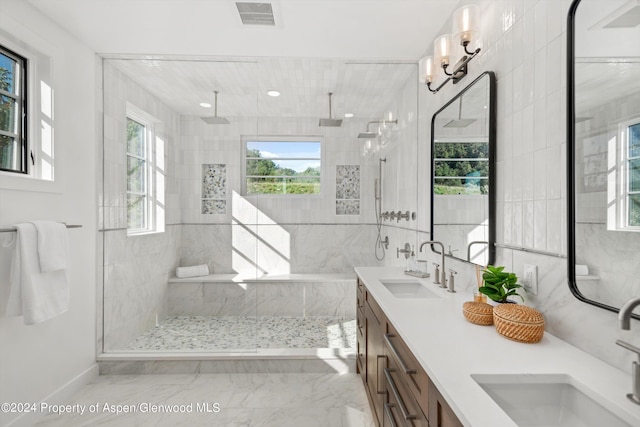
(462, 301, 494, 326)
(493, 304, 545, 343)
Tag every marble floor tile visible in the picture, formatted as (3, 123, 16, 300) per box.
(35, 373, 374, 427)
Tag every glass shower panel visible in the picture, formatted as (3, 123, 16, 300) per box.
(101, 59, 259, 353)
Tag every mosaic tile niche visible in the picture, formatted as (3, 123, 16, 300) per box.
(336, 165, 360, 215)
(202, 164, 227, 214)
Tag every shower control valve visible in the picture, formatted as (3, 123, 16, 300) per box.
(396, 211, 410, 222)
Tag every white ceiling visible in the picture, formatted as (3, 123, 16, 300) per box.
(107, 57, 417, 118)
(26, 0, 459, 60)
(25, 0, 459, 119)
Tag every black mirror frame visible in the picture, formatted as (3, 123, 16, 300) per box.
(566, 0, 639, 320)
(430, 71, 496, 266)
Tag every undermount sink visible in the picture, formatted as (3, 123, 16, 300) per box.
(472, 374, 635, 427)
(379, 279, 439, 298)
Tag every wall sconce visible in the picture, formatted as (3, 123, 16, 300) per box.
(419, 4, 481, 93)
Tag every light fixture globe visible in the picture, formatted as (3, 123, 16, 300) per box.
(434, 34, 452, 67)
(453, 4, 480, 54)
(419, 56, 436, 84)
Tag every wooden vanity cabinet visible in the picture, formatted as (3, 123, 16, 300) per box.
(357, 278, 464, 427)
(428, 382, 463, 427)
(364, 280, 387, 425)
(356, 279, 366, 375)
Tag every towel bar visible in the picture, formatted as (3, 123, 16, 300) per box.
(0, 224, 82, 233)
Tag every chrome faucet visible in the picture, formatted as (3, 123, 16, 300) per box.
(619, 297, 640, 330)
(420, 241, 446, 288)
(616, 296, 640, 405)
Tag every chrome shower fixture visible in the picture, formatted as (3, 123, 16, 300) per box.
(318, 92, 343, 127)
(357, 119, 398, 138)
(201, 91, 230, 125)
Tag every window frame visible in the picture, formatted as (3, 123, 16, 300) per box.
(0, 44, 28, 175)
(623, 119, 640, 230)
(126, 104, 163, 236)
(241, 136, 324, 197)
(608, 116, 640, 232)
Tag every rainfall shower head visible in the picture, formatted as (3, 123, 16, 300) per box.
(443, 97, 475, 128)
(318, 92, 343, 127)
(443, 118, 476, 128)
(357, 131, 378, 139)
(357, 119, 398, 138)
(201, 91, 230, 125)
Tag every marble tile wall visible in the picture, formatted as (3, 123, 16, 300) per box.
(103, 226, 181, 350)
(101, 62, 182, 351)
(167, 281, 355, 318)
(179, 223, 381, 277)
(180, 116, 372, 225)
(381, 0, 640, 373)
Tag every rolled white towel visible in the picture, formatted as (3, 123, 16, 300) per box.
(176, 264, 210, 278)
(575, 264, 589, 276)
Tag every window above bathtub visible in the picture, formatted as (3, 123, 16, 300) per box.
(242, 136, 323, 196)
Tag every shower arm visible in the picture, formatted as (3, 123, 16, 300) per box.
(366, 119, 398, 132)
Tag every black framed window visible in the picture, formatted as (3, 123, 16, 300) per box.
(0, 45, 27, 174)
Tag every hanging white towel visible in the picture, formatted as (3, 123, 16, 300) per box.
(176, 264, 210, 278)
(6, 223, 70, 325)
(31, 221, 68, 272)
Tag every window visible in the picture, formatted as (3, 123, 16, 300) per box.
(243, 138, 322, 195)
(0, 45, 27, 174)
(433, 141, 489, 195)
(126, 105, 164, 235)
(607, 118, 640, 231)
(627, 122, 640, 227)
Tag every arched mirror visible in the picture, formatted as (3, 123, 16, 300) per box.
(568, 0, 640, 319)
(430, 71, 496, 266)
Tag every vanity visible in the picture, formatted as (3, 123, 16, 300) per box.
(355, 266, 640, 427)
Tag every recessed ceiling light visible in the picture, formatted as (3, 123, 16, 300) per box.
(200, 102, 212, 108)
(267, 90, 280, 97)
(344, 113, 355, 118)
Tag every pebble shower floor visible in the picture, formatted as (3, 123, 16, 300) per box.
(126, 316, 356, 351)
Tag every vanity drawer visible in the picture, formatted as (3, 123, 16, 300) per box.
(366, 287, 386, 325)
(385, 322, 429, 417)
(384, 356, 429, 427)
(356, 307, 365, 375)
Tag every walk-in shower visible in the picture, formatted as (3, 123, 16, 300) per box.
(98, 57, 418, 368)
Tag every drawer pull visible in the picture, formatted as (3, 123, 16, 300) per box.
(384, 334, 417, 374)
(376, 355, 387, 394)
(384, 403, 398, 427)
(384, 368, 417, 421)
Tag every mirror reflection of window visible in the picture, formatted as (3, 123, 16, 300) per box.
(431, 72, 495, 266)
(570, 0, 640, 313)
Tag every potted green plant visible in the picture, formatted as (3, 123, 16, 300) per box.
(479, 265, 524, 303)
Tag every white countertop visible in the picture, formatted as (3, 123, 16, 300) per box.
(355, 266, 640, 427)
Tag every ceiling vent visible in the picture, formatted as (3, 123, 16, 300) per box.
(236, 2, 275, 26)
